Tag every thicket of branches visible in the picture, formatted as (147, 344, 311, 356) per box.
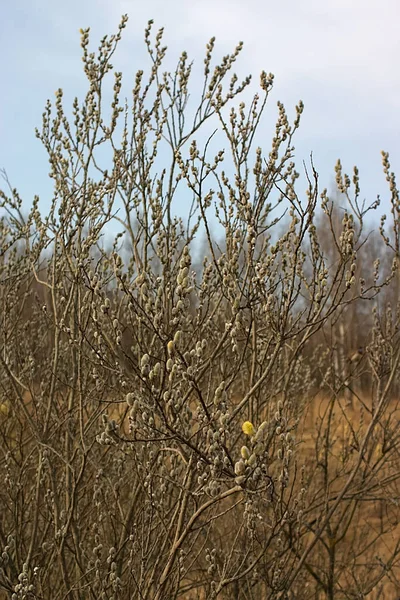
(1, 16, 400, 599)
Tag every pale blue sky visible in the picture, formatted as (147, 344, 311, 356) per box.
(1, 0, 399, 232)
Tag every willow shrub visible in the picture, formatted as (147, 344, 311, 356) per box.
(1, 16, 400, 600)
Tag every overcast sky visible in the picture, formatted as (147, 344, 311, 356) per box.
(1, 0, 399, 232)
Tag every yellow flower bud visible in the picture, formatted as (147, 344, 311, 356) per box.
(242, 421, 255, 436)
(240, 446, 250, 460)
(173, 330, 182, 344)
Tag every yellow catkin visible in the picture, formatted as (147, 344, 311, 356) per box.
(242, 421, 255, 436)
